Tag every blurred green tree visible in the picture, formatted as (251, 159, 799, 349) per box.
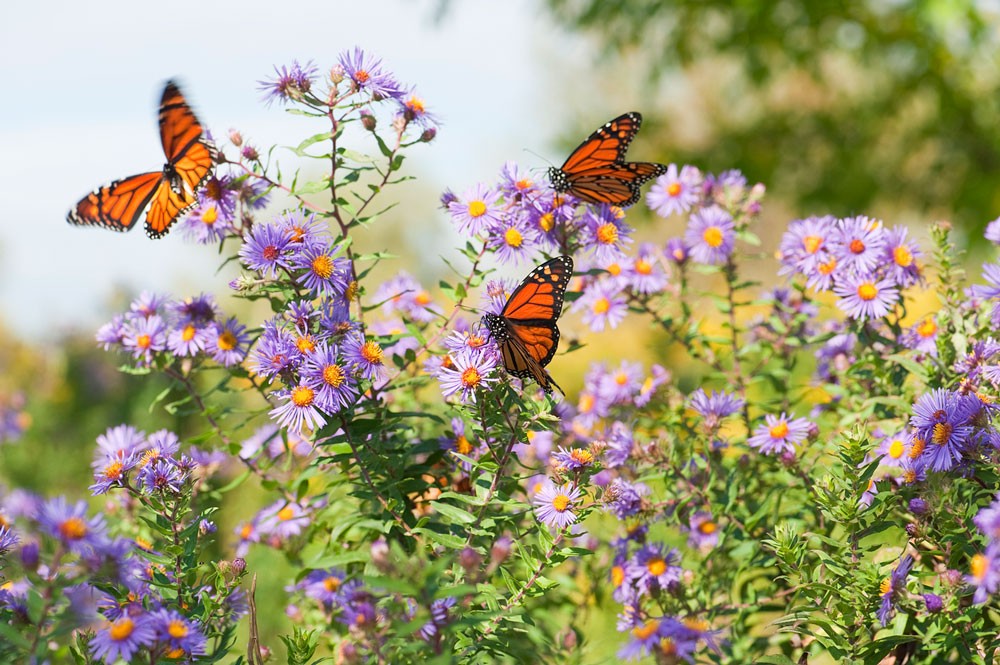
(544, 0, 1000, 230)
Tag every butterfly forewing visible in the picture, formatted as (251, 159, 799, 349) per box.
(67, 172, 163, 232)
(159, 81, 207, 164)
(560, 112, 642, 172)
(501, 255, 573, 322)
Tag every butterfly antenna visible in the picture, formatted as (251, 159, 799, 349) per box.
(546, 372, 566, 399)
(523, 148, 554, 168)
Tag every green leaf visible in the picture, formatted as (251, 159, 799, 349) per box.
(429, 501, 477, 524)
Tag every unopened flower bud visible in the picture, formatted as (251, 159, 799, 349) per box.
(199, 519, 216, 536)
(922, 593, 943, 613)
(490, 535, 512, 568)
(231, 558, 247, 575)
(218, 560, 231, 575)
(330, 65, 346, 85)
(905, 523, 919, 537)
(909, 497, 929, 516)
(420, 128, 437, 143)
(228, 129, 243, 146)
(337, 641, 361, 665)
(360, 109, 376, 132)
(557, 627, 577, 649)
(19, 541, 39, 571)
(934, 220, 952, 232)
(371, 538, 392, 572)
(943, 569, 962, 587)
(258, 645, 272, 661)
(458, 546, 482, 573)
(241, 145, 260, 161)
(805, 422, 820, 441)
(779, 449, 797, 467)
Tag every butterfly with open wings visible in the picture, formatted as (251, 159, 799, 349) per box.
(67, 80, 217, 239)
(547, 111, 666, 208)
(482, 255, 573, 395)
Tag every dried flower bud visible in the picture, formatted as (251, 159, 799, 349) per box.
(259, 645, 272, 661)
(218, 560, 231, 575)
(330, 64, 346, 85)
(459, 546, 482, 573)
(420, 128, 437, 143)
(943, 569, 962, 587)
(241, 144, 260, 161)
(371, 538, 392, 572)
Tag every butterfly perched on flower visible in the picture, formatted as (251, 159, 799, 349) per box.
(482, 255, 573, 395)
(67, 80, 217, 239)
(547, 112, 666, 208)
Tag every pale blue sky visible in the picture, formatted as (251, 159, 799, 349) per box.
(0, 0, 607, 338)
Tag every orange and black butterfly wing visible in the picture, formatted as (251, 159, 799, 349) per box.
(145, 180, 197, 239)
(67, 172, 164, 232)
(499, 334, 560, 394)
(563, 162, 669, 207)
(559, 112, 643, 174)
(501, 255, 574, 325)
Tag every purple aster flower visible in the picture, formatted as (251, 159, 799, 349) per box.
(971, 262, 1000, 302)
(487, 213, 539, 266)
(833, 274, 899, 321)
(628, 543, 682, 596)
(876, 430, 911, 468)
(342, 334, 389, 381)
(574, 389, 610, 432)
(300, 568, 346, 606)
(258, 500, 312, 541)
(969, 543, 1000, 604)
(686, 512, 719, 549)
(375, 271, 441, 323)
(900, 317, 939, 356)
(747, 412, 811, 455)
(923, 593, 943, 613)
(128, 291, 171, 321)
(0, 525, 17, 552)
(170, 293, 219, 327)
(239, 223, 293, 278)
(909, 388, 977, 471)
(122, 315, 167, 364)
(551, 445, 596, 472)
(687, 389, 744, 429)
(397, 87, 438, 129)
(139, 429, 180, 468)
(93, 424, 146, 468)
(877, 554, 913, 626)
(646, 164, 703, 217)
(665, 237, 689, 264)
(607, 479, 647, 519)
(96, 314, 127, 350)
(533, 480, 583, 530)
(291, 241, 350, 297)
(622, 243, 669, 294)
(38, 497, 106, 552)
(480, 278, 519, 316)
(338, 47, 403, 99)
(815, 331, 857, 381)
(600, 360, 645, 404)
(707, 168, 747, 191)
(778, 215, 836, 276)
(179, 201, 232, 244)
(258, 60, 318, 105)
(987, 217, 1000, 245)
(499, 161, 539, 198)
(90, 451, 138, 495)
(685, 206, 735, 265)
(581, 205, 633, 263)
(270, 383, 328, 434)
(166, 321, 210, 357)
(437, 348, 499, 404)
(576, 281, 627, 332)
(602, 421, 634, 467)
(246, 319, 300, 382)
(635, 364, 670, 407)
(443, 328, 492, 355)
(418, 597, 457, 642)
(833, 216, 886, 273)
(276, 210, 332, 248)
(285, 300, 319, 332)
(137, 459, 186, 494)
(149, 608, 207, 657)
(300, 342, 358, 413)
(882, 225, 922, 287)
(617, 617, 693, 662)
(975, 494, 1000, 543)
(804, 252, 841, 292)
(207, 316, 250, 367)
(90, 615, 156, 663)
(448, 183, 503, 236)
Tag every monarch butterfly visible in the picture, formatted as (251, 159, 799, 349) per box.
(67, 80, 217, 239)
(547, 112, 666, 208)
(482, 255, 573, 395)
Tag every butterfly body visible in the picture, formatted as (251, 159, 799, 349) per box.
(482, 256, 573, 395)
(548, 112, 667, 208)
(67, 80, 216, 239)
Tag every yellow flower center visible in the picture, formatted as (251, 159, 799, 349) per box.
(667, 182, 682, 197)
(461, 367, 482, 387)
(140, 448, 160, 468)
(894, 246, 913, 267)
(323, 364, 344, 387)
(136, 334, 151, 349)
(903, 469, 917, 483)
(202, 205, 218, 226)
(615, 372, 628, 386)
(888, 439, 905, 459)
(165, 648, 185, 659)
(344, 281, 359, 301)
(612, 565, 625, 586)
(803, 235, 823, 254)
(579, 393, 595, 412)
(880, 578, 891, 594)
(218, 330, 237, 351)
(168, 620, 188, 639)
(296, 336, 316, 353)
(361, 341, 383, 364)
(468, 200, 486, 217)
(917, 319, 936, 338)
(504, 227, 523, 248)
(635, 258, 652, 275)
(909, 437, 926, 459)
(103, 460, 124, 480)
(647, 557, 667, 576)
(659, 638, 677, 656)
(109, 618, 135, 641)
(606, 262, 622, 276)
(972, 553, 988, 579)
(702, 226, 723, 248)
(324, 576, 341, 592)
(932, 422, 952, 445)
(291, 386, 315, 407)
(596, 223, 619, 245)
(857, 282, 878, 301)
(538, 213, 555, 232)
(278, 506, 295, 521)
(516, 178, 533, 190)
(570, 449, 593, 465)
(551, 494, 571, 512)
(455, 434, 473, 454)
(59, 517, 88, 541)
(849, 238, 866, 254)
(181, 325, 196, 342)
(683, 617, 708, 632)
(311, 255, 334, 279)
(415, 292, 432, 306)
(699, 521, 717, 535)
(240, 524, 253, 539)
(405, 95, 425, 114)
(769, 421, 789, 439)
(632, 619, 659, 640)
(592, 298, 610, 314)
(819, 257, 837, 275)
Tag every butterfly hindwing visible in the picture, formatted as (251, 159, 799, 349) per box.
(146, 180, 197, 239)
(67, 172, 164, 232)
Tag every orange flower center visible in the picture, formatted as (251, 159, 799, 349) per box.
(277, 506, 295, 521)
(516, 178, 533, 190)
(932, 422, 952, 445)
(612, 565, 625, 586)
(578, 393, 595, 412)
(291, 386, 315, 407)
(849, 238, 865, 254)
(570, 449, 593, 465)
(538, 213, 555, 232)
(635, 258, 652, 275)
(596, 223, 619, 245)
(109, 618, 135, 641)
(323, 364, 344, 387)
(296, 336, 316, 353)
(893, 246, 913, 267)
(181, 325, 196, 342)
(592, 298, 610, 314)
(703, 226, 723, 248)
(659, 638, 677, 656)
(647, 557, 667, 576)
(324, 576, 341, 592)
(455, 435, 473, 454)
(857, 282, 878, 301)
(136, 334, 151, 349)
(909, 437, 926, 458)
(218, 330, 237, 351)
(917, 319, 936, 338)
(699, 521, 717, 535)
(103, 460, 124, 480)
(819, 257, 837, 275)
(59, 517, 88, 541)
(615, 372, 628, 386)
(202, 205, 218, 225)
(972, 553, 988, 579)
(405, 95, 425, 114)
(803, 235, 823, 254)
(461, 367, 482, 388)
(240, 524, 253, 539)
(311, 255, 334, 279)
(632, 619, 659, 640)
(415, 292, 431, 306)
(667, 182, 682, 197)
(769, 421, 789, 439)
(168, 620, 188, 639)
(355, 70, 371, 83)
(361, 341, 383, 364)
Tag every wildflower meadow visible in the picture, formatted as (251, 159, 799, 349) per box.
(6, 48, 1000, 665)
